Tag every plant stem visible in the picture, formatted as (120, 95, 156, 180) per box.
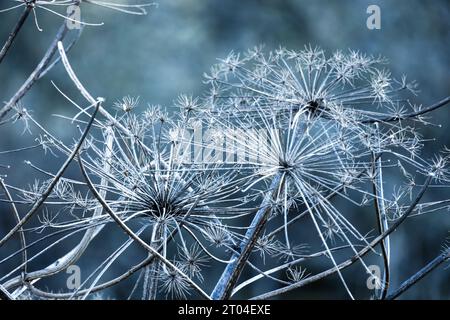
(0, 2, 34, 65)
(386, 250, 450, 300)
(142, 225, 162, 300)
(362, 96, 450, 123)
(0, 180, 27, 274)
(0, 18, 71, 121)
(371, 151, 390, 299)
(0, 100, 100, 248)
(211, 172, 283, 300)
(251, 175, 432, 299)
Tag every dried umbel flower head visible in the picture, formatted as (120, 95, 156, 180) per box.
(204, 45, 419, 122)
(200, 102, 379, 297)
(0, 41, 449, 301)
(198, 46, 450, 299)
(114, 95, 140, 113)
(0, 101, 255, 299)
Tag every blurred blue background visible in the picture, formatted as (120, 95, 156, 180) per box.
(0, 0, 449, 299)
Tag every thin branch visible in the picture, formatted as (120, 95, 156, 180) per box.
(0, 20, 70, 121)
(386, 249, 450, 300)
(251, 175, 432, 299)
(211, 172, 284, 300)
(56, 41, 136, 137)
(0, 100, 101, 248)
(362, 96, 450, 123)
(371, 151, 390, 299)
(0, 179, 27, 274)
(37, 27, 83, 80)
(0, 1, 34, 65)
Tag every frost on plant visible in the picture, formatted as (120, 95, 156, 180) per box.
(0, 6, 449, 301)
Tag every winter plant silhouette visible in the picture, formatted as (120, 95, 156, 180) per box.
(0, 2, 449, 300)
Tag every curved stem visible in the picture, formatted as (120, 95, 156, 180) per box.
(251, 175, 432, 300)
(371, 151, 390, 299)
(0, 100, 100, 248)
(362, 96, 450, 123)
(0, 180, 27, 274)
(0, 12, 72, 121)
(78, 155, 211, 300)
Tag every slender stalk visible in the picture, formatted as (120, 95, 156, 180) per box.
(211, 172, 283, 300)
(0, 100, 100, 248)
(142, 258, 160, 300)
(362, 96, 450, 123)
(0, 180, 27, 274)
(251, 175, 432, 299)
(371, 151, 390, 299)
(0, 19, 71, 121)
(142, 225, 162, 300)
(386, 250, 450, 300)
(56, 41, 137, 137)
(0, 2, 34, 65)
(37, 27, 83, 80)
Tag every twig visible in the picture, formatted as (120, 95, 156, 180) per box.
(0, 179, 27, 274)
(362, 96, 450, 123)
(386, 250, 450, 300)
(56, 41, 137, 137)
(211, 172, 284, 300)
(0, 1, 34, 65)
(0, 21, 70, 121)
(37, 27, 83, 80)
(251, 175, 432, 299)
(371, 151, 390, 299)
(0, 100, 101, 248)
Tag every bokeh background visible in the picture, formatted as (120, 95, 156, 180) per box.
(0, 0, 449, 299)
